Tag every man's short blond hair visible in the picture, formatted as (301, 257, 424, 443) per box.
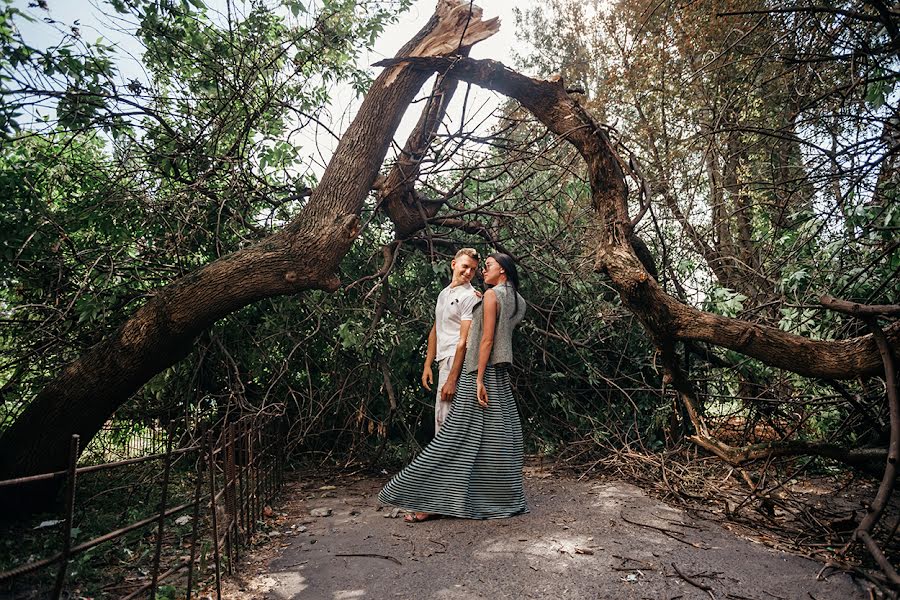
(454, 247, 479, 261)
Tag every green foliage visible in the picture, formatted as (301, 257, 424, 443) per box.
(514, 0, 898, 457)
(0, 0, 408, 432)
(0, 460, 201, 597)
(705, 287, 748, 318)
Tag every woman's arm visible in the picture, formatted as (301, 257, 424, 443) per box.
(476, 289, 497, 407)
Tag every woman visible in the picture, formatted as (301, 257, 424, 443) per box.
(378, 253, 527, 521)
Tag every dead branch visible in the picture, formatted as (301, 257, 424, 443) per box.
(671, 562, 714, 594)
(620, 511, 704, 548)
(334, 553, 402, 565)
(686, 435, 887, 476)
(426, 216, 516, 257)
(842, 314, 900, 587)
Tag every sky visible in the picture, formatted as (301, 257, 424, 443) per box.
(305, 0, 534, 172)
(11, 0, 534, 171)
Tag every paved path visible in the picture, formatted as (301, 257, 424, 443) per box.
(226, 471, 868, 599)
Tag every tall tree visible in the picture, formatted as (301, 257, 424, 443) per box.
(0, 0, 499, 487)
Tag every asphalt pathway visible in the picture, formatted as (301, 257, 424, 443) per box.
(224, 470, 868, 599)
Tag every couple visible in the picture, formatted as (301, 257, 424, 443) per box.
(378, 249, 528, 521)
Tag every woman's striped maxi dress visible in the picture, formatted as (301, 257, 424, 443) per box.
(378, 285, 527, 519)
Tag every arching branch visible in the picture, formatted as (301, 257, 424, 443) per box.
(373, 54, 899, 380)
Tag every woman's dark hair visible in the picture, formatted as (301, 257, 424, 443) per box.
(489, 252, 520, 319)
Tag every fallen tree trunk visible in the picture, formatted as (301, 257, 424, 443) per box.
(0, 1, 499, 491)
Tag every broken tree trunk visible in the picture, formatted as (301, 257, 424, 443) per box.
(0, 1, 499, 498)
(376, 50, 469, 239)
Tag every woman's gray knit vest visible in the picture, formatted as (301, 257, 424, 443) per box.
(463, 283, 526, 374)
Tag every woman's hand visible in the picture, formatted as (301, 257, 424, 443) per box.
(477, 380, 488, 408)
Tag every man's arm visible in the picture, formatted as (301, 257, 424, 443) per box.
(422, 324, 437, 390)
(440, 319, 472, 402)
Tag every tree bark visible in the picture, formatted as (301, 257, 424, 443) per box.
(0, 0, 499, 488)
(377, 51, 469, 238)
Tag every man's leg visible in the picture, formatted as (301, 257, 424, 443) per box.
(435, 357, 452, 433)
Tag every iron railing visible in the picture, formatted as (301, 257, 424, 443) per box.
(0, 416, 285, 599)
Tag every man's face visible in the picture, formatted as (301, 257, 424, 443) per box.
(450, 255, 478, 284)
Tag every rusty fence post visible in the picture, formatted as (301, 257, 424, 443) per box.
(228, 423, 241, 565)
(149, 426, 174, 600)
(247, 420, 255, 538)
(276, 421, 282, 493)
(263, 424, 271, 505)
(276, 421, 283, 492)
(223, 425, 235, 576)
(206, 432, 222, 600)
(238, 420, 249, 544)
(248, 423, 257, 536)
(279, 420, 285, 491)
(51, 434, 80, 600)
(264, 423, 271, 503)
(184, 450, 203, 600)
(267, 423, 276, 502)
(263, 426, 271, 505)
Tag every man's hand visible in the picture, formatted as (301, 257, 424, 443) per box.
(421, 366, 433, 391)
(440, 379, 457, 403)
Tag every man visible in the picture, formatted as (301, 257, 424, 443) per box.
(422, 248, 480, 433)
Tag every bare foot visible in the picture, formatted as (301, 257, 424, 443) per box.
(403, 512, 437, 523)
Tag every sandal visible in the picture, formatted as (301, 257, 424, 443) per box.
(403, 512, 438, 523)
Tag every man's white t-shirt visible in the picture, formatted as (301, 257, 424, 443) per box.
(434, 282, 478, 362)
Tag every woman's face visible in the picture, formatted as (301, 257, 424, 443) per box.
(482, 257, 505, 285)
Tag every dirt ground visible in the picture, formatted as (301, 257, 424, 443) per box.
(218, 464, 873, 600)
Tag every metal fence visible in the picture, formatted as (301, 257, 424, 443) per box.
(0, 416, 285, 599)
(81, 423, 169, 464)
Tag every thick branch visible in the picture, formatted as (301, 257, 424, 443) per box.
(687, 435, 888, 476)
(378, 55, 899, 380)
(428, 217, 515, 256)
(664, 295, 900, 379)
(378, 53, 470, 237)
(821, 294, 900, 318)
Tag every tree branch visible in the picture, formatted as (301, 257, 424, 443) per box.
(376, 54, 900, 380)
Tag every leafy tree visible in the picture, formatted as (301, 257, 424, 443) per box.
(0, 0, 456, 487)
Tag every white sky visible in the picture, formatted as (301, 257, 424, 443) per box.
(306, 0, 531, 173)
